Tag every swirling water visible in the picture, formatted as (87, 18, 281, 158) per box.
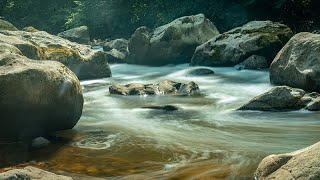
(32, 64, 320, 179)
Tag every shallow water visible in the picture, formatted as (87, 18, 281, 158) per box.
(32, 64, 320, 179)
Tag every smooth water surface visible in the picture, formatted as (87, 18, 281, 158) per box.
(32, 64, 320, 179)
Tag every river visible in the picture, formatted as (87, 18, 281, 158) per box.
(31, 64, 320, 179)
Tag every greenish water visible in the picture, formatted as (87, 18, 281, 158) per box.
(32, 64, 320, 179)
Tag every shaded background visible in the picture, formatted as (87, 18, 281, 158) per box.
(0, 0, 319, 39)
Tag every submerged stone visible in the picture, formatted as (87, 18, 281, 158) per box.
(187, 68, 215, 76)
(142, 105, 179, 111)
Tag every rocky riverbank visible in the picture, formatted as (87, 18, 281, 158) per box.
(1, 10, 320, 179)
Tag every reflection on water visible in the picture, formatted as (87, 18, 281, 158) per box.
(31, 64, 320, 179)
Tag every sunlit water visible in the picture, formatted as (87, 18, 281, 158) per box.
(31, 64, 320, 179)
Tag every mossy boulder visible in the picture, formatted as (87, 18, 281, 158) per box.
(191, 21, 293, 66)
(0, 19, 18, 31)
(0, 53, 83, 141)
(128, 14, 220, 66)
(0, 30, 111, 80)
(187, 68, 215, 76)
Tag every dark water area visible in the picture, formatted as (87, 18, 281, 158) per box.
(30, 64, 320, 179)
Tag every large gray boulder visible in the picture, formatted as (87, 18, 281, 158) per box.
(270, 32, 320, 92)
(104, 38, 129, 63)
(103, 38, 128, 53)
(191, 21, 293, 66)
(0, 30, 111, 80)
(109, 80, 200, 96)
(238, 86, 320, 111)
(0, 19, 18, 31)
(0, 166, 73, 180)
(255, 141, 320, 180)
(0, 53, 83, 141)
(58, 26, 90, 44)
(128, 14, 219, 66)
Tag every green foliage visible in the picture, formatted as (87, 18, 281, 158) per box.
(0, 0, 319, 39)
(0, 0, 77, 33)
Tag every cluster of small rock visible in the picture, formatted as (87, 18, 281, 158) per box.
(109, 80, 200, 96)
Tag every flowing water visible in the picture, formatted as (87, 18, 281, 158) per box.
(31, 64, 320, 179)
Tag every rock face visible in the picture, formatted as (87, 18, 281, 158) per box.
(270, 32, 320, 92)
(238, 86, 320, 111)
(0, 53, 83, 141)
(109, 80, 200, 96)
(0, 19, 18, 31)
(128, 14, 219, 66)
(255, 141, 320, 180)
(235, 55, 269, 70)
(0, 166, 73, 180)
(0, 43, 22, 55)
(0, 30, 111, 80)
(58, 26, 90, 44)
(104, 39, 129, 63)
(191, 21, 293, 67)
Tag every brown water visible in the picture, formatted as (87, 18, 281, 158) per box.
(30, 64, 320, 179)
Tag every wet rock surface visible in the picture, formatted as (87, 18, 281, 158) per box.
(238, 86, 320, 111)
(109, 80, 200, 96)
